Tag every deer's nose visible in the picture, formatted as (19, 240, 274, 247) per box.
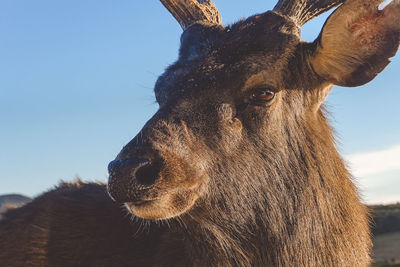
(107, 158, 161, 203)
(107, 158, 149, 180)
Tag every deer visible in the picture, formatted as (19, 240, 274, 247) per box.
(0, 0, 399, 266)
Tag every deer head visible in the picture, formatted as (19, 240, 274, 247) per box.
(107, 0, 399, 221)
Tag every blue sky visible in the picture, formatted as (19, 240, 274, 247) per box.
(1, 1, 399, 204)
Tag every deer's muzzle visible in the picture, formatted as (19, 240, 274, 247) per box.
(107, 157, 162, 203)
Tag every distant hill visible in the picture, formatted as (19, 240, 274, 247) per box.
(370, 203, 400, 235)
(370, 203, 400, 266)
(0, 194, 31, 207)
(0, 194, 32, 218)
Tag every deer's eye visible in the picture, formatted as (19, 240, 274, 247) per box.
(249, 88, 275, 105)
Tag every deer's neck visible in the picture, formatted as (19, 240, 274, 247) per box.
(161, 118, 371, 266)
(154, 114, 370, 266)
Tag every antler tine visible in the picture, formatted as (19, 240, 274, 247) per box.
(160, 0, 222, 30)
(273, 0, 346, 26)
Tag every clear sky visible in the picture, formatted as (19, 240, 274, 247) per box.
(1, 1, 399, 204)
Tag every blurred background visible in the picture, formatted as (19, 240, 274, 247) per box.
(0, 1, 399, 265)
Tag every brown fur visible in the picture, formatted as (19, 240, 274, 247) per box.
(0, 0, 399, 266)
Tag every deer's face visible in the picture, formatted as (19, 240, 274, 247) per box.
(107, 0, 399, 220)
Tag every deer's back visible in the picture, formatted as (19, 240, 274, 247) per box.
(0, 182, 166, 267)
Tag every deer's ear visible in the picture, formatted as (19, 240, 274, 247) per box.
(310, 0, 400, 87)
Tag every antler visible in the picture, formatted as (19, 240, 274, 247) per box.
(273, 0, 346, 26)
(160, 0, 222, 30)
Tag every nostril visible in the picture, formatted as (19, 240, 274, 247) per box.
(108, 157, 157, 203)
(108, 158, 150, 175)
(134, 160, 162, 186)
(108, 157, 161, 189)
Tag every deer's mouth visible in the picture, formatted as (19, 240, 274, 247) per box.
(123, 188, 202, 220)
(108, 153, 209, 220)
(107, 135, 211, 219)
(128, 199, 155, 207)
